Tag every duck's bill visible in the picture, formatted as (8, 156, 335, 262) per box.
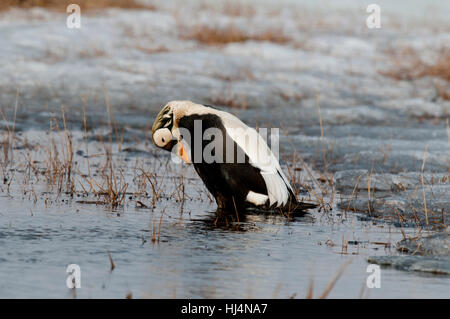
(175, 140, 191, 164)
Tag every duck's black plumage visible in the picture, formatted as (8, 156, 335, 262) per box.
(179, 113, 268, 211)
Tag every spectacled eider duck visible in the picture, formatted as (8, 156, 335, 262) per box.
(151, 100, 316, 214)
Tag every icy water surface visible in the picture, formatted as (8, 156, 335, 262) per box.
(1, 187, 449, 299)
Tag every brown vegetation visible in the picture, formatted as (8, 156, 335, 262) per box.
(208, 95, 247, 109)
(134, 44, 169, 54)
(420, 48, 450, 81)
(221, 2, 256, 17)
(381, 47, 450, 100)
(0, 0, 155, 12)
(381, 47, 450, 81)
(197, 1, 256, 18)
(181, 24, 290, 45)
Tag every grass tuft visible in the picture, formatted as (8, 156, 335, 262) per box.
(381, 47, 450, 100)
(180, 24, 290, 45)
(0, 0, 155, 12)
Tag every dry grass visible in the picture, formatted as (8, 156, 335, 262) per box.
(221, 2, 256, 17)
(134, 44, 169, 54)
(81, 153, 129, 207)
(207, 80, 248, 109)
(197, 1, 256, 18)
(107, 250, 115, 271)
(279, 96, 335, 213)
(208, 95, 247, 109)
(381, 47, 450, 100)
(181, 24, 290, 45)
(0, 91, 170, 216)
(45, 108, 75, 195)
(78, 46, 109, 59)
(0, 90, 143, 209)
(76, 88, 130, 208)
(0, 0, 155, 11)
(435, 83, 450, 101)
(382, 47, 450, 81)
(151, 209, 164, 244)
(304, 258, 353, 299)
(420, 48, 450, 81)
(42, 45, 109, 64)
(0, 91, 19, 190)
(318, 258, 352, 299)
(139, 169, 165, 209)
(280, 125, 329, 212)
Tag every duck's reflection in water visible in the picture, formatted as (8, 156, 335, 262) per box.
(188, 208, 315, 232)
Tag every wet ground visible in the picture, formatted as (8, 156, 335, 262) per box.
(0, 0, 449, 298)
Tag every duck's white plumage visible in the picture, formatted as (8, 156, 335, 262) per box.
(171, 101, 293, 207)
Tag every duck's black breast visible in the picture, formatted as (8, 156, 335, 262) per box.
(178, 113, 268, 209)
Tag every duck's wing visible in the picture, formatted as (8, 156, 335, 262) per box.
(218, 112, 294, 207)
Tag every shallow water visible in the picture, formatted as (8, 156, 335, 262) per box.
(1, 188, 449, 299)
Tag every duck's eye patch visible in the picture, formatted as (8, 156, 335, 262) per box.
(153, 128, 172, 148)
